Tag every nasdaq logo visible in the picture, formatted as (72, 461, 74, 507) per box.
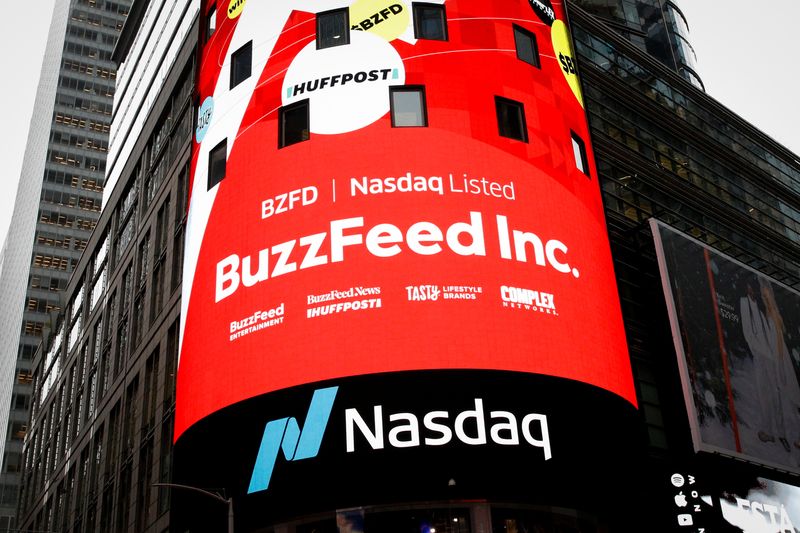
(247, 387, 338, 494)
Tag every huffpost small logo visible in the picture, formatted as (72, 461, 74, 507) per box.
(247, 387, 338, 494)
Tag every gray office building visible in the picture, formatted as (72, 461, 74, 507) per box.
(0, 0, 128, 528)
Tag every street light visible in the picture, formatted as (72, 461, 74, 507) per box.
(153, 482, 234, 533)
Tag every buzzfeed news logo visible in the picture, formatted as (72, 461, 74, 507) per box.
(248, 387, 552, 494)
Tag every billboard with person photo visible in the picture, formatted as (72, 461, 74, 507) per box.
(652, 219, 800, 474)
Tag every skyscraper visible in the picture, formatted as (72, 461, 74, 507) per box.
(0, 0, 128, 528)
(573, 0, 702, 88)
(15, 0, 197, 529)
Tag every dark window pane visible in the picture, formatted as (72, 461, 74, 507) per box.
(230, 41, 252, 89)
(279, 100, 310, 148)
(571, 131, 590, 176)
(390, 86, 427, 127)
(413, 3, 447, 41)
(514, 25, 539, 67)
(206, 5, 217, 41)
(317, 8, 349, 49)
(495, 96, 527, 142)
(208, 139, 227, 189)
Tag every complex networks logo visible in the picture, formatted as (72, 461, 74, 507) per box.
(247, 387, 338, 494)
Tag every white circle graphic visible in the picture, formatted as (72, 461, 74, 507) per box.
(282, 31, 406, 135)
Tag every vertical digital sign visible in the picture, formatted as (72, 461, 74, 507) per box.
(174, 0, 639, 529)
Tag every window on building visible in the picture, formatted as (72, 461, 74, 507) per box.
(17, 369, 33, 386)
(513, 25, 539, 67)
(13, 394, 29, 411)
(317, 8, 349, 49)
(158, 415, 174, 514)
(142, 350, 159, 433)
(230, 41, 252, 89)
(390, 86, 428, 127)
(135, 439, 154, 531)
(164, 321, 179, 408)
(208, 139, 227, 189)
(495, 96, 527, 142)
(571, 131, 590, 176)
(3, 453, 20, 473)
(413, 3, 447, 41)
(10, 422, 27, 441)
(206, 4, 217, 41)
(279, 99, 310, 148)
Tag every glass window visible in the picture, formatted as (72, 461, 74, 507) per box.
(571, 131, 589, 176)
(495, 96, 527, 142)
(208, 139, 227, 190)
(317, 8, 349, 49)
(513, 25, 539, 68)
(413, 3, 447, 41)
(230, 41, 252, 89)
(390, 86, 428, 127)
(206, 4, 216, 41)
(279, 99, 310, 148)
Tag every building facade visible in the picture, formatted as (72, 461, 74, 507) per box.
(0, 0, 128, 528)
(16, 1, 800, 532)
(571, 3, 800, 528)
(573, 0, 702, 88)
(15, 0, 198, 524)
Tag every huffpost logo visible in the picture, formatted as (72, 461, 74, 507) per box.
(247, 387, 338, 494)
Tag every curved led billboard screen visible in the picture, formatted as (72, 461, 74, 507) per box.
(175, 0, 637, 528)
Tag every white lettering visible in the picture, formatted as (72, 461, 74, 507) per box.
(454, 399, 487, 445)
(345, 400, 551, 459)
(407, 222, 443, 255)
(331, 217, 364, 262)
(521, 413, 552, 460)
(489, 411, 519, 445)
(345, 406, 384, 452)
(447, 212, 486, 256)
(423, 411, 452, 445)
(388, 413, 420, 448)
(216, 255, 240, 302)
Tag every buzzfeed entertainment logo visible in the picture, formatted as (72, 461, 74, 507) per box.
(229, 303, 285, 341)
(248, 387, 552, 494)
(501, 286, 558, 315)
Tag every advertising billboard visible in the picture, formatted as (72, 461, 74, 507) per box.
(652, 220, 800, 475)
(719, 476, 800, 532)
(654, 458, 800, 532)
(175, 0, 638, 528)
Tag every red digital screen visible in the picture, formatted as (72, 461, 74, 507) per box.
(176, 0, 636, 439)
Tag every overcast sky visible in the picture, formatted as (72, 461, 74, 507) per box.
(1, 0, 799, 243)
